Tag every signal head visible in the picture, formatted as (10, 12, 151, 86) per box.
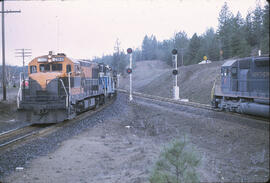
(126, 68, 132, 74)
(172, 49, 177, 55)
(172, 69, 178, 75)
(127, 48, 133, 54)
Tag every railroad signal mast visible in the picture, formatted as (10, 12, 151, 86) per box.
(127, 48, 133, 101)
(172, 49, 179, 100)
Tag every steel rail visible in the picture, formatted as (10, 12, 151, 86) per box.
(0, 95, 117, 151)
(0, 131, 38, 148)
(117, 89, 212, 110)
(117, 89, 269, 123)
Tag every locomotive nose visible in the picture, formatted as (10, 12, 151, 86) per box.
(29, 72, 62, 90)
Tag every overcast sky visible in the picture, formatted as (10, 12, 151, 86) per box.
(1, 0, 267, 66)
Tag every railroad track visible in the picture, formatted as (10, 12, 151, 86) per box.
(117, 89, 269, 123)
(0, 124, 52, 149)
(117, 89, 212, 110)
(0, 96, 116, 151)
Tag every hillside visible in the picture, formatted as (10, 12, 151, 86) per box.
(119, 60, 225, 104)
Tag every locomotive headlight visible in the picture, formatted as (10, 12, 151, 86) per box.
(48, 55, 52, 59)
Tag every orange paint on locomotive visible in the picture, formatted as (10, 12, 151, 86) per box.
(28, 56, 75, 90)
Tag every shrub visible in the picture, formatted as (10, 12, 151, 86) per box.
(149, 138, 200, 183)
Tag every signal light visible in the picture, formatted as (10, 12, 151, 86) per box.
(172, 69, 178, 75)
(22, 80, 29, 88)
(172, 49, 177, 55)
(127, 48, 132, 54)
(127, 68, 132, 74)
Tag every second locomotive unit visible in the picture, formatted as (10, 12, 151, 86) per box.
(17, 51, 116, 123)
(211, 56, 269, 118)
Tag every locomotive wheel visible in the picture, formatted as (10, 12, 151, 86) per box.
(94, 97, 100, 109)
(99, 95, 105, 105)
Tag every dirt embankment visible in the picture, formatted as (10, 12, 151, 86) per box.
(119, 60, 225, 104)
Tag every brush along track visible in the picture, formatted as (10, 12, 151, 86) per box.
(117, 89, 269, 124)
(0, 96, 116, 152)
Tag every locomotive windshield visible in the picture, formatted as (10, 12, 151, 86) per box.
(52, 64, 63, 71)
(39, 64, 50, 72)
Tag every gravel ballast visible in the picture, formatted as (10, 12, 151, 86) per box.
(1, 93, 269, 183)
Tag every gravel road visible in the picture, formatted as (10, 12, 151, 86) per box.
(1, 93, 269, 183)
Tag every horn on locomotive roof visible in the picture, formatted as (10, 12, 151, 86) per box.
(57, 53, 66, 56)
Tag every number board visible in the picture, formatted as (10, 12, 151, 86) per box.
(52, 57, 65, 62)
(37, 57, 48, 62)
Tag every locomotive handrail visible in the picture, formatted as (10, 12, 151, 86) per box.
(68, 72, 72, 116)
(17, 72, 23, 108)
(17, 87, 22, 108)
(59, 79, 69, 109)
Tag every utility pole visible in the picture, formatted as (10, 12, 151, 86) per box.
(0, 0, 21, 100)
(15, 48, 32, 79)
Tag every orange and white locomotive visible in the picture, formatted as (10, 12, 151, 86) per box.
(17, 51, 116, 123)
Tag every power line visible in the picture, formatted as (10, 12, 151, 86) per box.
(0, 0, 67, 101)
(15, 48, 32, 77)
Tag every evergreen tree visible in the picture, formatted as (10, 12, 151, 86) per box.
(244, 11, 256, 47)
(173, 31, 189, 66)
(133, 48, 143, 62)
(217, 2, 234, 59)
(261, 3, 269, 54)
(231, 12, 251, 57)
(142, 35, 158, 60)
(187, 33, 201, 64)
(252, 2, 264, 50)
(142, 35, 150, 60)
(159, 39, 174, 66)
(149, 138, 200, 183)
(198, 28, 220, 61)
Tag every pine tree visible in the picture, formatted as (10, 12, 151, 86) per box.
(149, 138, 200, 183)
(230, 12, 251, 57)
(198, 28, 220, 61)
(217, 2, 234, 59)
(244, 11, 256, 47)
(261, 3, 269, 54)
(252, 2, 264, 50)
(173, 31, 189, 66)
(142, 35, 150, 60)
(187, 33, 201, 64)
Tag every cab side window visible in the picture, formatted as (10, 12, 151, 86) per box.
(66, 64, 71, 73)
(30, 66, 37, 73)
